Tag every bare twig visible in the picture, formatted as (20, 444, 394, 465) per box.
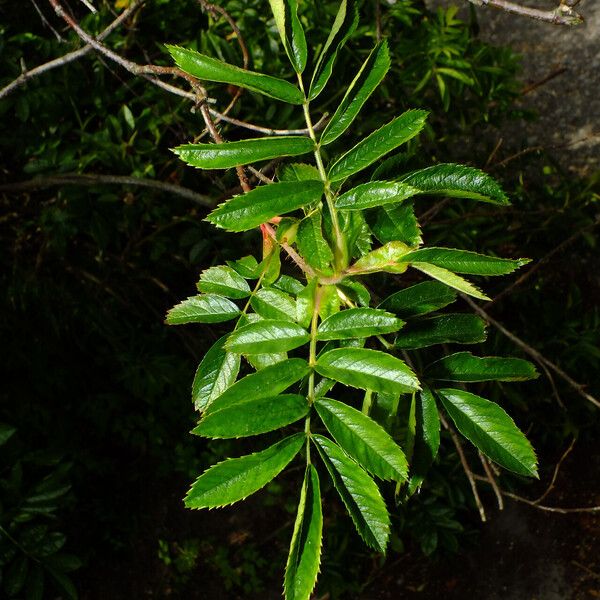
(1, 0, 144, 100)
(467, 0, 583, 25)
(441, 414, 487, 522)
(30, 0, 64, 41)
(521, 66, 567, 95)
(462, 295, 600, 410)
(533, 437, 576, 504)
(479, 452, 504, 510)
(473, 475, 600, 513)
(0, 174, 213, 207)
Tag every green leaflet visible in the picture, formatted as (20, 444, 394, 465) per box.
(399, 163, 509, 205)
(352, 241, 411, 274)
(192, 394, 309, 438)
(335, 181, 418, 210)
(206, 358, 310, 414)
(395, 314, 487, 349)
(321, 41, 391, 145)
(426, 352, 539, 382)
(378, 281, 457, 318)
(284, 465, 323, 600)
(309, 0, 359, 100)
(167, 45, 304, 104)
(370, 202, 423, 247)
(192, 335, 241, 412)
(412, 262, 490, 301)
(436, 389, 538, 477)
(185, 433, 305, 508)
(318, 285, 341, 320)
(312, 435, 390, 553)
(251, 287, 297, 322)
(400, 248, 530, 276)
(317, 308, 404, 340)
(407, 387, 440, 496)
(336, 280, 371, 307)
(174, 137, 314, 170)
(315, 397, 408, 482)
(166, 294, 239, 325)
(275, 275, 306, 296)
(315, 348, 420, 394)
(268, 0, 307, 74)
(226, 320, 310, 354)
(227, 255, 262, 279)
(296, 278, 317, 328)
(206, 181, 323, 232)
(278, 163, 321, 182)
(197, 265, 251, 299)
(328, 110, 429, 182)
(296, 211, 334, 273)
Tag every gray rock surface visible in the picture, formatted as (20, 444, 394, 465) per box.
(426, 0, 600, 175)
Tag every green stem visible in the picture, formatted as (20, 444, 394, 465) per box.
(298, 75, 346, 275)
(305, 282, 322, 464)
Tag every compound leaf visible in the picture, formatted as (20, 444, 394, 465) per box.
(399, 163, 509, 205)
(426, 352, 539, 382)
(226, 320, 310, 354)
(166, 294, 239, 325)
(315, 348, 420, 394)
(197, 265, 251, 299)
(168, 45, 304, 104)
(284, 465, 323, 600)
(193, 394, 309, 438)
(185, 433, 305, 508)
(437, 388, 538, 477)
(313, 435, 390, 553)
(395, 314, 487, 349)
(206, 180, 323, 232)
(328, 110, 428, 182)
(321, 41, 390, 145)
(317, 308, 404, 340)
(315, 397, 408, 481)
(192, 335, 241, 412)
(175, 136, 314, 170)
(251, 287, 297, 322)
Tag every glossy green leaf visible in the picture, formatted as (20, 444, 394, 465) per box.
(399, 163, 509, 205)
(313, 435, 390, 553)
(197, 265, 251, 299)
(296, 278, 317, 328)
(268, 0, 307, 74)
(278, 162, 321, 182)
(437, 389, 538, 477)
(336, 280, 371, 307)
(318, 284, 341, 320)
(275, 275, 305, 296)
(206, 180, 323, 232)
(251, 287, 297, 322)
(395, 314, 487, 349)
(185, 433, 305, 508)
(400, 248, 529, 276)
(352, 241, 411, 274)
(321, 41, 390, 145)
(317, 308, 404, 340)
(193, 394, 308, 438)
(315, 348, 420, 394)
(378, 281, 457, 318)
(328, 110, 428, 182)
(296, 211, 334, 272)
(315, 397, 408, 481)
(370, 202, 423, 246)
(407, 387, 440, 495)
(426, 352, 539, 382)
(166, 294, 239, 324)
(167, 45, 304, 104)
(226, 320, 310, 354)
(284, 465, 323, 600)
(227, 255, 262, 279)
(175, 136, 314, 170)
(335, 181, 418, 210)
(192, 335, 241, 412)
(206, 358, 309, 414)
(309, 0, 359, 99)
(412, 262, 490, 301)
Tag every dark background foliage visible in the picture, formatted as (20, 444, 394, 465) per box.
(1, 0, 598, 597)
